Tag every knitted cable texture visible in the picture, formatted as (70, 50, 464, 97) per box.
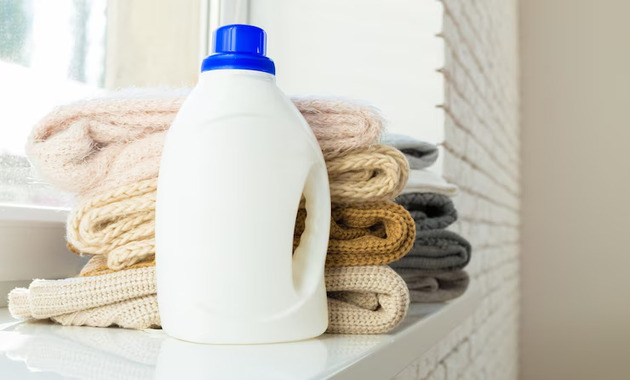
(9, 257, 409, 335)
(27, 91, 385, 197)
(295, 202, 415, 267)
(325, 145, 409, 204)
(67, 175, 414, 270)
(66, 179, 157, 268)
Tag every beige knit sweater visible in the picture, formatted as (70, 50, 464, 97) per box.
(66, 177, 415, 270)
(9, 257, 410, 335)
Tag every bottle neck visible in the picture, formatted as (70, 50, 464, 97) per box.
(199, 69, 276, 83)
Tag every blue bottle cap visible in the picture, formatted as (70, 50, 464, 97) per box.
(201, 24, 275, 75)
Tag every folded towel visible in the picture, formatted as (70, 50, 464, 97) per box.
(68, 178, 415, 270)
(295, 201, 416, 267)
(325, 145, 408, 204)
(9, 257, 409, 335)
(27, 91, 385, 197)
(389, 230, 472, 271)
(395, 192, 457, 231)
(325, 265, 409, 334)
(381, 133, 439, 170)
(393, 268, 469, 303)
(402, 169, 459, 197)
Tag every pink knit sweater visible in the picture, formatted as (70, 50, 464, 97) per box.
(27, 90, 385, 197)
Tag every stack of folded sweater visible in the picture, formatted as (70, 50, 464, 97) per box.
(9, 92, 417, 335)
(382, 134, 472, 303)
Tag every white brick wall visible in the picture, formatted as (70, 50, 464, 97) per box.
(393, 0, 520, 379)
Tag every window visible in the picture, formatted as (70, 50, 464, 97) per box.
(0, 0, 204, 206)
(0, 0, 106, 206)
(0, 0, 444, 207)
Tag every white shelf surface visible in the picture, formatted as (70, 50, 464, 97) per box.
(0, 290, 480, 379)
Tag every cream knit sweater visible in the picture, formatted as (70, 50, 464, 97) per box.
(9, 260, 410, 335)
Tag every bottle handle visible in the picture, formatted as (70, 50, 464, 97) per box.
(292, 162, 331, 296)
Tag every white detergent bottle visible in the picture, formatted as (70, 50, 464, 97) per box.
(155, 24, 331, 344)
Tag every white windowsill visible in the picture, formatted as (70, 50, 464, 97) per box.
(0, 289, 480, 379)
